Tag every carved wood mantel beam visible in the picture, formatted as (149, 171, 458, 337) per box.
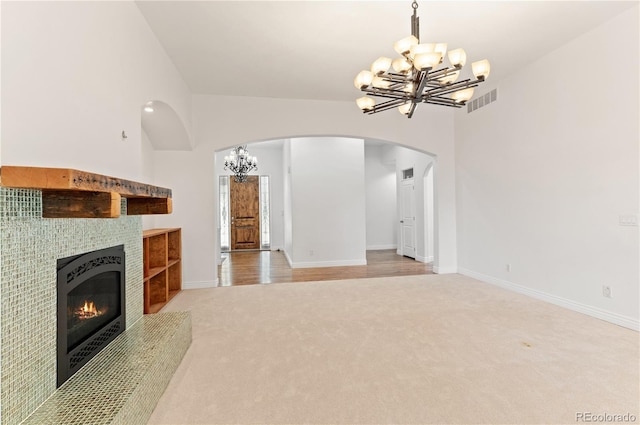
(42, 190, 122, 218)
(0, 166, 173, 218)
(127, 197, 173, 215)
(0, 166, 171, 197)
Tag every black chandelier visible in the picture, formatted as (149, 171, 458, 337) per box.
(224, 145, 258, 183)
(354, 0, 491, 118)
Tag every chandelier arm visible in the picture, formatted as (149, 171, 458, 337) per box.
(422, 78, 476, 94)
(414, 70, 431, 101)
(422, 98, 464, 108)
(367, 98, 407, 114)
(367, 94, 412, 102)
(424, 87, 474, 100)
(373, 97, 407, 109)
(387, 81, 413, 90)
(423, 81, 480, 98)
(406, 102, 419, 118)
(427, 65, 462, 80)
(362, 89, 412, 101)
(423, 95, 461, 103)
(360, 78, 413, 92)
(426, 87, 469, 97)
(385, 73, 411, 79)
(425, 82, 450, 89)
(385, 72, 415, 82)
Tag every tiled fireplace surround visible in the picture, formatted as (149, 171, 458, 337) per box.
(0, 188, 146, 424)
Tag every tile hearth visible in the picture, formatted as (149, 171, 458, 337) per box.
(22, 311, 192, 425)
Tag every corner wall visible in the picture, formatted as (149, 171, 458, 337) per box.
(454, 6, 639, 329)
(365, 145, 397, 250)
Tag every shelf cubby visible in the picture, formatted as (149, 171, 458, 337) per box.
(143, 228, 182, 314)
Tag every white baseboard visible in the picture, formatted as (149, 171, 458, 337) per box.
(458, 268, 639, 331)
(284, 250, 293, 267)
(291, 259, 367, 269)
(183, 279, 218, 289)
(433, 265, 457, 274)
(415, 255, 434, 264)
(367, 244, 397, 250)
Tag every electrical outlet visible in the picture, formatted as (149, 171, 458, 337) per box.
(602, 285, 612, 298)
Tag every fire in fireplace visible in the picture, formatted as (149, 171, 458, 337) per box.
(57, 245, 126, 387)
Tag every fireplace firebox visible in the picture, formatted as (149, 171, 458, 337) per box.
(57, 245, 126, 387)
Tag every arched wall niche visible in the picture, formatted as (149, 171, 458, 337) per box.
(141, 100, 191, 151)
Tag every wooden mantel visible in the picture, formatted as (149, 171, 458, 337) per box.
(0, 166, 172, 218)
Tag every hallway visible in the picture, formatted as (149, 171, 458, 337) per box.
(218, 249, 433, 286)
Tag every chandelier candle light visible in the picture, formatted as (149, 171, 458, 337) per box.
(354, 0, 490, 118)
(224, 145, 258, 183)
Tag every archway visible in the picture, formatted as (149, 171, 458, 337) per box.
(214, 136, 438, 275)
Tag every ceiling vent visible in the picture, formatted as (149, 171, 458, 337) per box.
(467, 88, 497, 113)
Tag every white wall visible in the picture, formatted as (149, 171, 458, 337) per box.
(151, 95, 457, 286)
(455, 6, 639, 329)
(141, 129, 157, 230)
(365, 144, 397, 250)
(1, 1, 191, 180)
(287, 137, 366, 267)
(152, 149, 216, 288)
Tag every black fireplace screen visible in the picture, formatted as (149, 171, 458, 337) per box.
(66, 271, 121, 351)
(57, 245, 125, 387)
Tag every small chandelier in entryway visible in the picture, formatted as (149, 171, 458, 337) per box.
(354, 0, 491, 118)
(224, 145, 258, 183)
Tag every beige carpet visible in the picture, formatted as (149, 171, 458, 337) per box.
(147, 274, 639, 425)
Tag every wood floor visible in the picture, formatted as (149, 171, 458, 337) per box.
(218, 249, 433, 286)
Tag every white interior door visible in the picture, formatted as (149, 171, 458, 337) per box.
(400, 180, 416, 258)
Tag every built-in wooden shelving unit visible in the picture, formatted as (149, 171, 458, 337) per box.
(0, 166, 172, 218)
(143, 228, 182, 314)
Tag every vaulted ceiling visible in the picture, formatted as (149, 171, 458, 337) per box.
(136, 1, 635, 102)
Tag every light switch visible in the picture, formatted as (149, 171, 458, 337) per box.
(619, 214, 639, 226)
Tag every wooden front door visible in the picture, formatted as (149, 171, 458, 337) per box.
(230, 176, 260, 250)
